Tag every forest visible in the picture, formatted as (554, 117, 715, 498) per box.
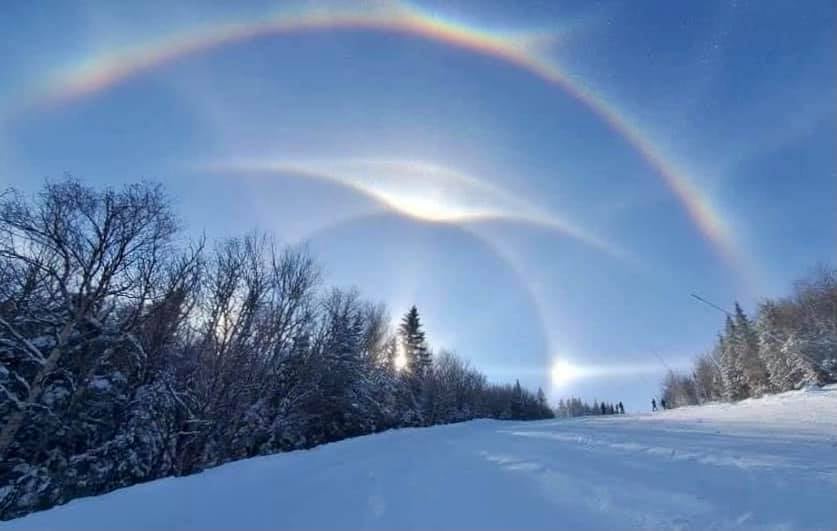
(0, 179, 552, 520)
(661, 271, 837, 408)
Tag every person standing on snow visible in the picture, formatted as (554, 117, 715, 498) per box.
(618, 402, 625, 414)
(651, 398, 657, 411)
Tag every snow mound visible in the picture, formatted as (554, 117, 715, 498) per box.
(5, 387, 837, 530)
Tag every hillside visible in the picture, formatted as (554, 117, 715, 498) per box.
(5, 386, 836, 530)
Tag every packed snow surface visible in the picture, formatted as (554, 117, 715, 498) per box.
(5, 386, 837, 529)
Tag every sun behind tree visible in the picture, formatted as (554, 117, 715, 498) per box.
(398, 305, 432, 378)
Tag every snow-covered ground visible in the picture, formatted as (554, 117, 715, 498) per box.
(5, 386, 837, 530)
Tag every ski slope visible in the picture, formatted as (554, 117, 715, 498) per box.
(5, 387, 837, 530)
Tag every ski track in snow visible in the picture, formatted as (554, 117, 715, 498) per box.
(4, 386, 837, 530)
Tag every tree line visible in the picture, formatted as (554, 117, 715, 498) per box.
(0, 179, 553, 520)
(555, 398, 625, 418)
(662, 270, 837, 408)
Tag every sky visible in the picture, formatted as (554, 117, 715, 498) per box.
(1, 0, 834, 411)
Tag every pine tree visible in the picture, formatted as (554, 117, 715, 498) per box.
(399, 306, 431, 379)
(313, 289, 369, 440)
(536, 387, 551, 418)
(758, 301, 792, 392)
(510, 380, 524, 419)
(733, 303, 772, 396)
(377, 335, 397, 373)
(720, 319, 748, 401)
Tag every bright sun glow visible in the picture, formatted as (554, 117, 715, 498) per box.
(394, 341, 408, 371)
(551, 359, 583, 388)
(208, 157, 621, 257)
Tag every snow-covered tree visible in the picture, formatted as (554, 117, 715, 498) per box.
(667, 267, 837, 409)
(399, 306, 431, 379)
(661, 370, 699, 408)
(732, 303, 772, 396)
(720, 319, 748, 401)
(693, 351, 723, 403)
(536, 387, 550, 417)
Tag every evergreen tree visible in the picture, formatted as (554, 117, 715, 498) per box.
(399, 306, 432, 379)
(317, 289, 370, 439)
(510, 380, 524, 419)
(733, 303, 771, 396)
(720, 319, 748, 401)
(758, 300, 827, 391)
(536, 387, 552, 418)
(556, 399, 567, 418)
(382, 336, 398, 373)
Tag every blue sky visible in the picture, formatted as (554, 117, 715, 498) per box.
(1, 0, 834, 411)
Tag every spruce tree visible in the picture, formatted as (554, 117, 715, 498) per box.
(510, 380, 524, 419)
(399, 306, 431, 379)
(382, 336, 398, 373)
(536, 387, 551, 418)
(733, 303, 772, 396)
(720, 319, 748, 401)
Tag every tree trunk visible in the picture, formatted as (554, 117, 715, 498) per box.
(0, 322, 75, 459)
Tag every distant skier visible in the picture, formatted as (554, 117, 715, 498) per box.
(660, 399, 667, 410)
(618, 402, 625, 414)
(651, 398, 657, 412)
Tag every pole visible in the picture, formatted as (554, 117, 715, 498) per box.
(690, 293, 733, 317)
